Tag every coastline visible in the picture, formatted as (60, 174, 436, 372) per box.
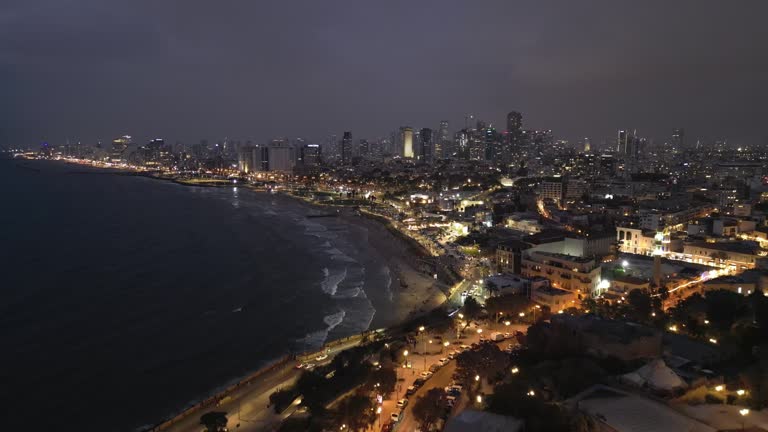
(31, 159, 450, 430)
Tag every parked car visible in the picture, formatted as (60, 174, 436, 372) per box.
(420, 371, 433, 379)
(396, 398, 409, 408)
(438, 358, 450, 366)
(429, 364, 440, 373)
(405, 386, 416, 396)
(315, 353, 328, 361)
(391, 412, 401, 422)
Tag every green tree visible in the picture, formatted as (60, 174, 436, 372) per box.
(463, 296, 482, 321)
(334, 395, 375, 431)
(363, 367, 397, 397)
(199, 412, 228, 432)
(411, 388, 446, 431)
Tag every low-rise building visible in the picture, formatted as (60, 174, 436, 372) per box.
(683, 241, 764, 270)
(521, 250, 603, 297)
(531, 285, 579, 311)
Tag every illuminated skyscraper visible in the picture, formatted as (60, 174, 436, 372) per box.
(672, 128, 685, 149)
(401, 127, 414, 158)
(110, 135, 131, 163)
(436, 121, 449, 160)
(341, 131, 353, 164)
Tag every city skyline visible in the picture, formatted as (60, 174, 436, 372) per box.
(2, 0, 768, 148)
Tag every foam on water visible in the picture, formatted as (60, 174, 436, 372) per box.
(320, 267, 347, 296)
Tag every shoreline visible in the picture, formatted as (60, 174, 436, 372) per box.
(29, 159, 450, 430)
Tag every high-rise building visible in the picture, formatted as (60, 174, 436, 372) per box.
(506, 111, 523, 134)
(455, 130, 469, 160)
(341, 131, 353, 164)
(401, 127, 414, 158)
(358, 139, 369, 158)
(672, 128, 685, 150)
(617, 130, 629, 154)
(110, 135, 132, 163)
(419, 128, 433, 162)
(300, 144, 321, 167)
(437, 121, 450, 160)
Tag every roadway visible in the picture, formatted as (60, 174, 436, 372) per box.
(162, 339, 363, 432)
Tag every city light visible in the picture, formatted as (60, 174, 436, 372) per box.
(511, 367, 519, 374)
(715, 385, 724, 392)
(737, 389, 746, 396)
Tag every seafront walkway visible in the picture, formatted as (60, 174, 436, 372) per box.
(154, 337, 365, 432)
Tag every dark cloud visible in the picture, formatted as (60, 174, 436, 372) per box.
(2, 0, 767, 147)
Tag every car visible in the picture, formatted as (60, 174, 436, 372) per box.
(460, 344, 470, 351)
(295, 362, 306, 369)
(396, 398, 409, 408)
(450, 384, 463, 392)
(391, 412, 401, 422)
(419, 371, 433, 379)
(438, 358, 450, 366)
(315, 353, 328, 361)
(429, 364, 440, 373)
(414, 378, 426, 387)
(295, 405, 309, 413)
(405, 385, 417, 396)
(303, 363, 316, 370)
(504, 332, 512, 339)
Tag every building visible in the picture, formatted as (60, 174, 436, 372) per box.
(401, 127, 414, 158)
(267, 143, 295, 172)
(341, 131, 353, 164)
(683, 241, 764, 270)
(436, 120, 450, 160)
(531, 285, 579, 311)
(521, 250, 603, 296)
(300, 144, 321, 167)
(110, 135, 131, 163)
(419, 128, 433, 162)
(539, 177, 564, 202)
(553, 315, 663, 361)
(497, 240, 530, 274)
(672, 128, 685, 149)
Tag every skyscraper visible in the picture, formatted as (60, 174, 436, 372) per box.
(419, 128, 433, 162)
(358, 139, 369, 158)
(401, 127, 414, 158)
(437, 121, 450, 160)
(341, 131, 353, 164)
(506, 111, 523, 134)
(617, 130, 628, 154)
(672, 128, 685, 150)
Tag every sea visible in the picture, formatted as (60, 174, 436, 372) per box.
(0, 159, 397, 431)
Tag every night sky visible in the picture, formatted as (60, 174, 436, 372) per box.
(2, 0, 768, 147)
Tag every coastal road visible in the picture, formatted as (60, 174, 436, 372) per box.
(387, 323, 528, 432)
(163, 339, 363, 432)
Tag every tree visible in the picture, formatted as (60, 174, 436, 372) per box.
(627, 289, 652, 322)
(485, 295, 532, 321)
(334, 394, 375, 431)
(463, 296, 482, 321)
(412, 388, 445, 431)
(705, 289, 747, 332)
(363, 367, 397, 397)
(200, 412, 228, 432)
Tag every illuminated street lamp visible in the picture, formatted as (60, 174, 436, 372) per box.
(740, 408, 750, 429)
(511, 367, 519, 374)
(475, 375, 480, 382)
(476, 395, 483, 404)
(737, 389, 746, 396)
(504, 321, 511, 326)
(715, 385, 725, 392)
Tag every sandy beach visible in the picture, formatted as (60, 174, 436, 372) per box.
(337, 208, 449, 323)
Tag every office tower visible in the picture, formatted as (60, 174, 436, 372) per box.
(300, 144, 321, 166)
(110, 135, 132, 163)
(505, 111, 524, 163)
(358, 139, 369, 158)
(341, 131, 353, 164)
(583, 137, 591, 153)
(401, 127, 414, 158)
(468, 129, 485, 161)
(672, 128, 685, 150)
(437, 121, 450, 160)
(419, 128, 433, 162)
(506, 111, 523, 134)
(268, 143, 295, 172)
(455, 130, 469, 160)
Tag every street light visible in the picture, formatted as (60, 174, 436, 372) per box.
(715, 385, 725, 392)
(737, 389, 746, 396)
(511, 367, 519, 374)
(476, 395, 483, 404)
(475, 375, 480, 382)
(504, 320, 511, 326)
(740, 408, 750, 430)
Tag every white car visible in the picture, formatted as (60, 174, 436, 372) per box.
(391, 412, 401, 422)
(438, 358, 450, 366)
(396, 398, 408, 408)
(419, 371, 433, 379)
(315, 353, 328, 361)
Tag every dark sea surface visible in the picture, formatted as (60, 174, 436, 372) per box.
(0, 159, 396, 431)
